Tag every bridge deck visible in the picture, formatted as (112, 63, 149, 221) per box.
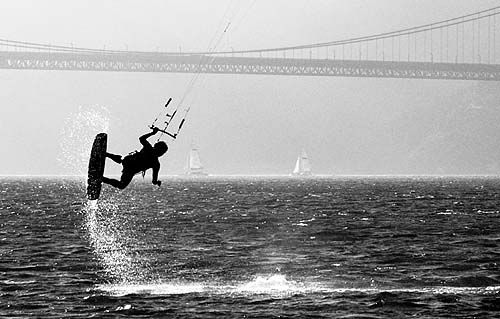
(1, 51, 500, 80)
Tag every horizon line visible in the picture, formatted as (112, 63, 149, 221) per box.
(1, 174, 500, 178)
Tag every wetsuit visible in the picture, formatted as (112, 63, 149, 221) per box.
(102, 131, 160, 189)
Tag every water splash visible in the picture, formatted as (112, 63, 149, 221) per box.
(96, 275, 309, 297)
(83, 200, 152, 284)
(95, 273, 500, 297)
(59, 105, 110, 177)
(97, 282, 206, 296)
(60, 106, 151, 282)
(235, 274, 308, 295)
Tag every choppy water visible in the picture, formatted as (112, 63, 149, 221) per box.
(1, 176, 499, 318)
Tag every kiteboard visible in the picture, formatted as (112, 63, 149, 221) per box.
(87, 133, 107, 200)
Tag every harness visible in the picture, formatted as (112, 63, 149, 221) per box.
(123, 151, 147, 177)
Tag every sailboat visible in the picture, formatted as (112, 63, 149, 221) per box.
(292, 150, 312, 176)
(186, 145, 208, 176)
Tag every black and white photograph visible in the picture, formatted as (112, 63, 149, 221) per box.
(1, 1, 500, 317)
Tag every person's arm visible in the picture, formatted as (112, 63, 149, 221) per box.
(152, 162, 161, 186)
(139, 127, 159, 148)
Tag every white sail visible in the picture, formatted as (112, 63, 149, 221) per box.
(186, 146, 207, 175)
(189, 149, 203, 170)
(292, 150, 312, 176)
(293, 157, 301, 175)
(300, 150, 312, 174)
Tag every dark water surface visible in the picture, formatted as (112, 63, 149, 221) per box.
(1, 176, 499, 318)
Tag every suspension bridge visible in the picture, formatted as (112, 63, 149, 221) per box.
(1, 7, 500, 80)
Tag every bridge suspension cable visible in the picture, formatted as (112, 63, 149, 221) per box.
(201, 6, 500, 54)
(1, 6, 499, 60)
(2, 5, 500, 69)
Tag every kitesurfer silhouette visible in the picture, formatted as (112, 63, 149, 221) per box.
(102, 127, 168, 189)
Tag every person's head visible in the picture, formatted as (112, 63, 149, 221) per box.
(154, 141, 168, 157)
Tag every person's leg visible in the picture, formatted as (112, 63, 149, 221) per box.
(102, 172, 134, 190)
(106, 152, 123, 164)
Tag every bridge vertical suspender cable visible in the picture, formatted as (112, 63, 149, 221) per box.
(2, 6, 500, 80)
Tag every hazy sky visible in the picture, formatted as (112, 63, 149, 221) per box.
(1, 0, 500, 175)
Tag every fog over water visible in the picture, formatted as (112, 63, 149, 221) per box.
(0, 0, 499, 175)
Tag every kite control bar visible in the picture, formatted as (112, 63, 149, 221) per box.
(150, 125, 178, 139)
(149, 98, 190, 140)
